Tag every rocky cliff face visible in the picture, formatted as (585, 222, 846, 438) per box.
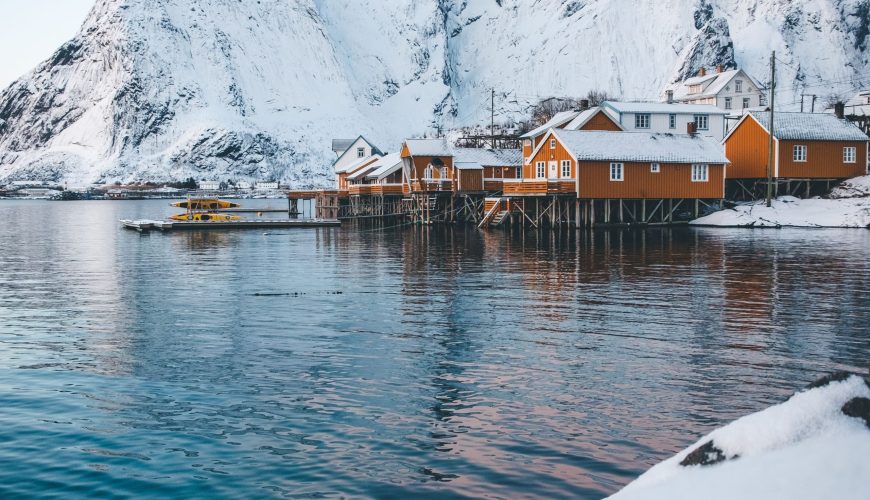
(0, 0, 867, 186)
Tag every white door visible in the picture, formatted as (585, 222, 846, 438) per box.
(548, 161, 558, 179)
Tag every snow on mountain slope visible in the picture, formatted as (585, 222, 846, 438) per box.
(0, 0, 868, 186)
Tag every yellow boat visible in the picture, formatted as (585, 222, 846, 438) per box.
(168, 212, 242, 222)
(170, 198, 240, 210)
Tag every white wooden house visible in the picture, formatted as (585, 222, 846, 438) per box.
(663, 66, 765, 113)
(600, 101, 728, 140)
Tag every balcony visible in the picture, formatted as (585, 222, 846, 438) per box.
(370, 184, 405, 196)
(411, 179, 454, 192)
(502, 179, 575, 196)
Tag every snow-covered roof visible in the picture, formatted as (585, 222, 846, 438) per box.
(564, 107, 624, 130)
(347, 162, 383, 181)
(332, 138, 355, 154)
(403, 138, 453, 157)
(454, 161, 483, 170)
(603, 101, 727, 115)
(520, 110, 581, 139)
(553, 129, 729, 164)
(336, 154, 381, 174)
(454, 147, 522, 167)
(665, 69, 762, 102)
(365, 153, 403, 179)
(749, 112, 869, 141)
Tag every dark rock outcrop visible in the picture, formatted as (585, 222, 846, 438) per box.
(842, 397, 870, 429)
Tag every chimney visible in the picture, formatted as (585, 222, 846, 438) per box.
(579, 99, 590, 111)
(716, 64, 724, 74)
(698, 67, 707, 77)
(687, 122, 698, 135)
(666, 90, 674, 104)
(835, 102, 845, 119)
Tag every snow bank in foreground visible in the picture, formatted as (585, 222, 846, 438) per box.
(829, 176, 870, 199)
(609, 374, 870, 500)
(690, 196, 870, 227)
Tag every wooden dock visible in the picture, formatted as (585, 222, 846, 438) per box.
(120, 219, 341, 232)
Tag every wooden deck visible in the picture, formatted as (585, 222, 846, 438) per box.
(502, 180, 575, 196)
(121, 219, 341, 232)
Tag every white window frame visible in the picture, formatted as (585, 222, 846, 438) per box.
(423, 165, 434, 180)
(560, 160, 571, 179)
(635, 114, 651, 129)
(742, 97, 750, 109)
(691, 164, 709, 182)
(735, 80, 743, 93)
(669, 114, 676, 129)
(844, 147, 857, 163)
(610, 162, 624, 182)
(793, 145, 807, 162)
(357, 147, 365, 158)
(724, 97, 732, 110)
(536, 161, 546, 179)
(441, 167, 449, 179)
(650, 163, 660, 173)
(550, 139, 556, 150)
(694, 114, 709, 131)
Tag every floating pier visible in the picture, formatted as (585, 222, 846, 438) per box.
(120, 218, 341, 232)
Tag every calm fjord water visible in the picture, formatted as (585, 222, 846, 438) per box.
(0, 199, 868, 498)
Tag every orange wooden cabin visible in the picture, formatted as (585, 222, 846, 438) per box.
(521, 107, 623, 163)
(400, 140, 522, 194)
(724, 112, 868, 180)
(508, 129, 728, 200)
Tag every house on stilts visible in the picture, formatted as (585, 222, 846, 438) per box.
(723, 111, 869, 200)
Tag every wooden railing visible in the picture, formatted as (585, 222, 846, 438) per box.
(347, 185, 373, 196)
(370, 184, 404, 196)
(484, 179, 505, 192)
(502, 180, 575, 196)
(411, 179, 454, 192)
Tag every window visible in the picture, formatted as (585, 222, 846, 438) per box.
(735, 80, 743, 93)
(742, 97, 750, 109)
(536, 161, 546, 179)
(669, 114, 676, 129)
(550, 139, 556, 150)
(844, 147, 857, 163)
(650, 163, 660, 173)
(561, 160, 571, 178)
(610, 163, 624, 181)
(694, 114, 709, 131)
(793, 145, 807, 162)
(424, 166, 433, 179)
(441, 167, 449, 179)
(635, 114, 651, 129)
(724, 97, 732, 110)
(357, 147, 365, 158)
(691, 164, 709, 182)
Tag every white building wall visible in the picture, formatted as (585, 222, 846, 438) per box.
(333, 137, 376, 172)
(616, 112, 726, 140)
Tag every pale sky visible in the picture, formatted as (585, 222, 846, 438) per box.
(0, 0, 95, 88)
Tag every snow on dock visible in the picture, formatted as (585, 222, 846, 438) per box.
(120, 219, 340, 232)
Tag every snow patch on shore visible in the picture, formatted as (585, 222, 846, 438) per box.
(691, 196, 870, 228)
(610, 375, 870, 500)
(829, 176, 870, 199)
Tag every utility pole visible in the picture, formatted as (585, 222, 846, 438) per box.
(491, 88, 495, 149)
(766, 51, 776, 208)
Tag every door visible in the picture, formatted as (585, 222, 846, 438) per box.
(548, 161, 558, 179)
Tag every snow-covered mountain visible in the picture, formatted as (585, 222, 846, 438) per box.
(0, 0, 868, 186)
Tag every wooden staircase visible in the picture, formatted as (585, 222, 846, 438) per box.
(478, 197, 510, 229)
